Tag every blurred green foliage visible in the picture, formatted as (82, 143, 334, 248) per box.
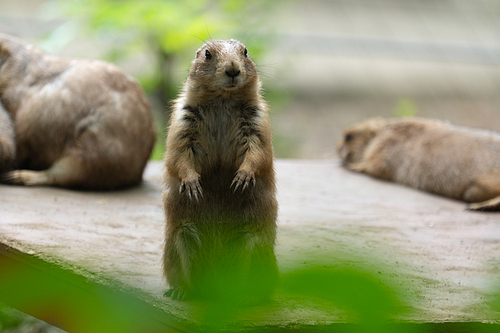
(281, 267, 403, 324)
(394, 98, 418, 118)
(189, 255, 417, 332)
(42, 0, 281, 160)
(2, 246, 499, 332)
(276, 253, 419, 333)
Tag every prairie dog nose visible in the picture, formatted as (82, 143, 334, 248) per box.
(225, 61, 241, 78)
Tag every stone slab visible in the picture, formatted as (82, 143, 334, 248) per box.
(0, 160, 499, 330)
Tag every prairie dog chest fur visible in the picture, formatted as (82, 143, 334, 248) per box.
(173, 97, 266, 171)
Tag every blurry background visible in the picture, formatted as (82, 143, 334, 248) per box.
(1, 0, 499, 160)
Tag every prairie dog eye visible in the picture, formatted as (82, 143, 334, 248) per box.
(244, 48, 248, 57)
(345, 133, 354, 142)
(205, 50, 212, 60)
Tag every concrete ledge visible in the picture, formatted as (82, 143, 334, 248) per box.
(0, 160, 499, 331)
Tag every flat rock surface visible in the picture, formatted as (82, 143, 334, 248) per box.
(0, 160, 499, 327)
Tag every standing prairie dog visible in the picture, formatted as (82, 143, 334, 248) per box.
(163, 39, 278, 303)
(338, 117, 500, 211)
(0, 33, 156, 189)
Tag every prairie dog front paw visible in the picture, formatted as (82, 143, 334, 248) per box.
(231, 170, 256, 193)
(180, 176, 203, 201)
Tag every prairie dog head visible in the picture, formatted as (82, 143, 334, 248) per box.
(188, 39, 259, 94)
(337, 117, 387, 165)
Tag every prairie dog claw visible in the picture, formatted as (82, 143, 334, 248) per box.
(231, 170, 255, 193)
(180, 177, 203, 202)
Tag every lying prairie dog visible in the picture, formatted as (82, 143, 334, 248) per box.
(338, 117, 500, 211)
(0, 33, 156, 189)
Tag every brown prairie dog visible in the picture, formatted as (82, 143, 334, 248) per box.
(163, 39, 278, 303)
(338, 117, 500, 211)
(0, 33, 156, 189)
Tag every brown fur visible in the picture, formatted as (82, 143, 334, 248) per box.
(162, 39, 278, 303)
(0, 102, 15, 173)
(338, 117, 500, 210)
(0, 33, 156, 189)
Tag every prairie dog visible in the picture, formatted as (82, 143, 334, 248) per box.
(163, 39, 278, 303)
(0, 33, 156, 189)
(338, 117, 500, 210)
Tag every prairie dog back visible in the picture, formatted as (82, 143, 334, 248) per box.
(0, 33, 156, 189)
